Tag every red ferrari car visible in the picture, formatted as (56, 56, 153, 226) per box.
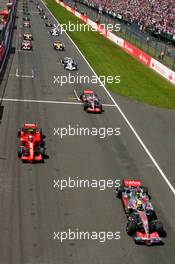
(18, 123, 45, 163)
(116, 179, 164, 245)
(80, 89, 103, 113)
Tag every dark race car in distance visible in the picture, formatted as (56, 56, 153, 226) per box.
(116, 179, 164, 245)
(50, 28, 59, 36)
(80, 89, 103, 113)
(41, 13, 48, 19)
(23, 21, 31, 28)
(18, 123, 45, 163)
(45, 20, 53, 27)
(23, 16, 30, 21)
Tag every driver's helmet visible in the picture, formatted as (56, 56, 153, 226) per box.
(89, 95, 94, 101)
(28, 134, 33, 142)
(136, 199, 143, 210)
(136, 187, 142, 198)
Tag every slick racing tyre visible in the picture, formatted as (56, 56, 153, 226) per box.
(39, 147, 45, 158)
(142, 186, 148, 195)
(39, 128, 43, 137)
(116, 185, 124, 198)
(18, 150, 22, 158)
(150, 220, 164, 235)
(84, 103, 89, 111)
(18, 129, 22, 137)
(126, 220, 136, 236)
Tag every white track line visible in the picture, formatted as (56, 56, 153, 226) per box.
(1, 98, 82, 105)
(73, 89, 80, 101)
(0, 98, 115, 107)
(41, 0, 175, 196)
(16, 69, 34, 78)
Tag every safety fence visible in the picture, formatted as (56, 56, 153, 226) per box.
(55, 0, 175, 85)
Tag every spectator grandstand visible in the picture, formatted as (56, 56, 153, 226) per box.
(82, 0, 175, 38)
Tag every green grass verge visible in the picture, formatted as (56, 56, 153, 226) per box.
(46, 0, 175, 109)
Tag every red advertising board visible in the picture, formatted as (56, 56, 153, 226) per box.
(97, 24, 108, 37)
(123, 41, 151, 67)
(80, 14, 88, 23)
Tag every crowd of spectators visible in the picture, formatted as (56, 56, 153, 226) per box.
(82, 0, 175, 37)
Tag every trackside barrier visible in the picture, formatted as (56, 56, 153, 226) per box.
(123, 41, 151, 67)
(0, 0, 17, 75)
(150, 58, 175, 83)
(55, 0, 175, 85)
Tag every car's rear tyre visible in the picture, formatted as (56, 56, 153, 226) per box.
(126, 220, 136, 236)
(99, 106, 103, 112)
(39, 147, 45, 158)
(18, 150, 22, 158)
(150, 220, 164, 235)
(142, 186, 148, 194)
(18, 129, 21, 137)
(116, 185, 125, 198)
(84, 103, 89, 111)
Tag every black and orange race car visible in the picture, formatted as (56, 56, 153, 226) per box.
(18, 123, 45, 163)
(80, 89, 103, 113)
(116, 179, 164, 245)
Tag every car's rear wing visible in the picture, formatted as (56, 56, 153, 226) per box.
(23, 123, 37, 128)
(123, 179, 142, 187)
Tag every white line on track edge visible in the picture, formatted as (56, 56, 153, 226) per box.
(40, 0, 175, 196)
(0, 98, 115, 107)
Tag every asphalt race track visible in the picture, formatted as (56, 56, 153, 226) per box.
(0, 1, 175, 263)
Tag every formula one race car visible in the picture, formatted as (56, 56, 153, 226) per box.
(50, 28, 59, 36)
(116, 179, 164, 245)
(61, 57, 77, 70)
(23, 10, 30, 16)
(41, 13, 48, 20)
(23, 32, 33, 41)
(23, 21, 31, 28)
(18, 123, 45, 163)
(64, 60, 77, 70)
(23, 16, 30, 21)
(53, 41, 65, 51)
(80, 89, 103, 113)
(38, 7, 44, 14)
(61, 57, 73, 65)
(45, 21, 53, 27)
(21, 40, 32, 50)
